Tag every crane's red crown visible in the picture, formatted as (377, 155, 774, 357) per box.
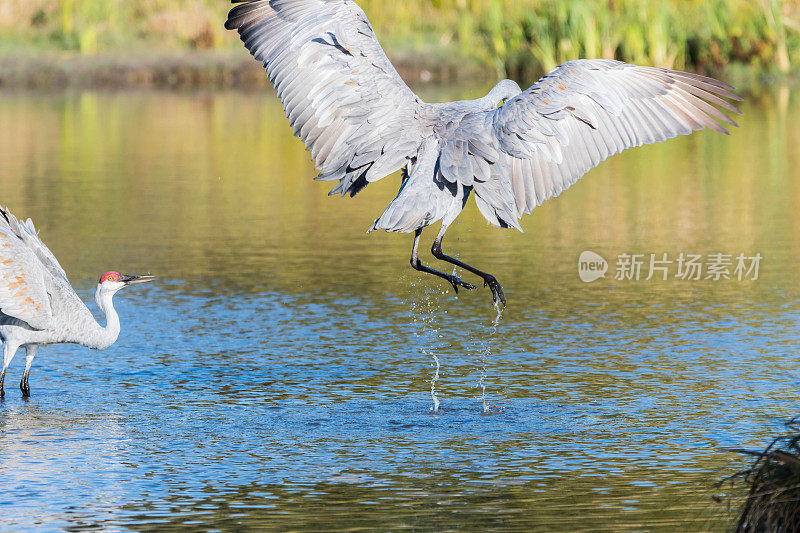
(100, 271, 121, 283)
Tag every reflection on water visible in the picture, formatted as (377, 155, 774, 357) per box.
(0, 86, 799, 530)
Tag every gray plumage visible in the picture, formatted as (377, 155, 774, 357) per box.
(0, 206, 153, 397)
(226, 0, 742, 304)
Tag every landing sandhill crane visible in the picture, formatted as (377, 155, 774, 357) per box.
(225, 0, 741, 305)
(0, 207, 153, 397)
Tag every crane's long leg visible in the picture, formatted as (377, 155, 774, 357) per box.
(1, 341, 20, 399)
(431, 227, 506, 306)
(20, 345, 37, 397)
(411, 228, 476, 294)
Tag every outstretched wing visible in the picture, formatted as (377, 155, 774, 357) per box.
(226, 0, 426, 196)
(453, 59, 742, 228)
(0, 207, 70, 330)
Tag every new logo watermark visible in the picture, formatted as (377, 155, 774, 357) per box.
(579, 251, 762, 282)
(578, 251, 608, 282)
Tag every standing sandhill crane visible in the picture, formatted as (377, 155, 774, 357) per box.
(225, 0, 741, 305)
(0, 207, 153, 398)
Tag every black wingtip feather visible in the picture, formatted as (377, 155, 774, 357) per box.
(225, 0, 268, 31)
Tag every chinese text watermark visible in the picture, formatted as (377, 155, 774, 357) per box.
(579, 251, 762, 282)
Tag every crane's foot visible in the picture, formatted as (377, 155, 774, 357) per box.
(447, 275, 476, 294)
(20, 380, 30, 397)
(429, 234, 506, 307)
(483, 275, 506, 307)
(410, 256, 476, 297)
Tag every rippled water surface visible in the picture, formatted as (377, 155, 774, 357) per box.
(1, 86, 799, 531)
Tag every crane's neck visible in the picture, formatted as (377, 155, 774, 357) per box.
(473, 93, 500, 112)
(478, 79, 523, 110)
(89, 286, 122, 349)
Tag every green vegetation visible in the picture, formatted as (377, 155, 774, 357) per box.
(0, 0, 799, 81)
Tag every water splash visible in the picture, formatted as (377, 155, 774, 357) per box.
(427, 350, 440, 412)
(408, 275, 449, 412)
(477, 301, 504, 413)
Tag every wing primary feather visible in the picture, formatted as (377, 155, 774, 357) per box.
(463, 60, 740, 227)
(226, 0, 425, 196)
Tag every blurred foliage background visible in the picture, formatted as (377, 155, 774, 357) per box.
(0, 0, 798, 83)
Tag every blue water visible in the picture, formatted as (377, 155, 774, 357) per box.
(0, 88, 799, 530)
(2, 284, 799, 530)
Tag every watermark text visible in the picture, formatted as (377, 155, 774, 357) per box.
(579, 251, 762, 282)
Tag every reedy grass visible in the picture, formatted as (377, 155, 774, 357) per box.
(0, 0, 798, 80)
(720, 416, 800, 532)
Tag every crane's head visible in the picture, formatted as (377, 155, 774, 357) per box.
(97, 271, 155, 295)
(487, 79, 523, 108)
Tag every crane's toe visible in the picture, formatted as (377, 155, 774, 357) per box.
(448, 275, 477, 294)
(484, 276, 507, 307)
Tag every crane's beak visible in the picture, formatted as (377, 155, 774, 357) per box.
(120, 274, 155, 285)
